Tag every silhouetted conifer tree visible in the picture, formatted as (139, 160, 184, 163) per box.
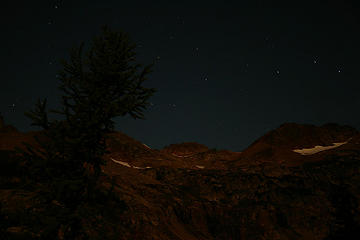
(18, 25, 156, 204)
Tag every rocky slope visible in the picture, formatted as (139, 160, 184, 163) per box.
(1, 122, 360, 239)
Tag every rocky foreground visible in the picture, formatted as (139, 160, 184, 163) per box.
(1, 122, 360, 239)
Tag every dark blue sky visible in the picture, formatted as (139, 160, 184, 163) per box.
(2, 1, 360, 151)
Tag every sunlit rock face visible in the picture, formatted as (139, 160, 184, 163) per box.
(1, 122, 360, 239)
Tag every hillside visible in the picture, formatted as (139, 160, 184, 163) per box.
(1, 122, 360, 239)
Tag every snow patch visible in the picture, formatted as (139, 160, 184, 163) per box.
(110, 157, 152, 169)
(143, 143, 151, 149)
(132, 165, 152, 170)
(133, 166, 146, 170)
(195, 165, 205, 169)
(110, 157, 131, 167)
(292, 141, 348, 155)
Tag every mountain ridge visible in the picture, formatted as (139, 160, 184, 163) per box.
(1, 121, 360, 239)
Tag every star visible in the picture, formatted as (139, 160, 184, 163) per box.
(9, 103, 16, 111)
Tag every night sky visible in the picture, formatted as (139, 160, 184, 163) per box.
(2, 1, 360, 151)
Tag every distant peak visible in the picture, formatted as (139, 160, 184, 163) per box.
(162, 142, 209, 155)
(252, 122, 358, 149)
(0, 114, 18, 133)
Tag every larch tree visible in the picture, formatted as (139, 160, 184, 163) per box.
(19, 26, 156, 204)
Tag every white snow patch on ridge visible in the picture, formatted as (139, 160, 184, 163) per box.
(110, 158, 131, 167)
(143, 143, 151, 149)
(292, 141, 348, 155)
(110, 157, 151, 169)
